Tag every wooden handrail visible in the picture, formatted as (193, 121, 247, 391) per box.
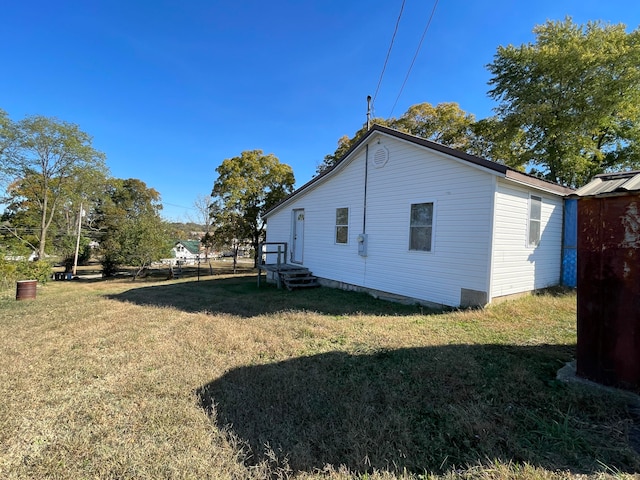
(257, 242, 288, 288)
(258, 242, 288, 266)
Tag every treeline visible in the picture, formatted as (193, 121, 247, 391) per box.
(0, 111, 171, 278)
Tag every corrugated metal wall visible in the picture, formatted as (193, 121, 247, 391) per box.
(576, 193, 640, 390)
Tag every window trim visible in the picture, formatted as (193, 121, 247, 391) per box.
(408, 201, 435, 253)
(527, 194, 542, 248)
(335, 207, 349, 245)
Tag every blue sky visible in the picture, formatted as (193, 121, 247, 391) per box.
(2, 0, 639, 222)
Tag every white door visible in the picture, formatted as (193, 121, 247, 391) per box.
(292, 209, 304, 263)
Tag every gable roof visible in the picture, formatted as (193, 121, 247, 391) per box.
(175, 240, 200, 254)
(265, 124, 573, 218)
(573, 170, 640, 197)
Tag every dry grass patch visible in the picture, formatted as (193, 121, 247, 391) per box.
(0, 275, 638, 479)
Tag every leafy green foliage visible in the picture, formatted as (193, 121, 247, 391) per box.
(0, 257, 17, 290)
(211, 150, 295, 266)
(96, 178, 172, 278)
(57, 234, 93, 271)
(17, 259, 53, 284)
(469, 116, 528, 169)
(487, 18, 640, 186)
(0, 111, 108, 258)
(395, 102, 477, 150)
(317, 104, 481, 174)
(1, 169, 108, 261)
(0, 109, 17, 183)
(0, 258, 52, 289)
(316, 118, 392, 174)
(0, 218, 38, 258)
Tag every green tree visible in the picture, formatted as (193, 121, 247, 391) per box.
(0, 114, 107, 258)
(96, 178, 171, 279)
(2, 149, 108, 265)
(57, 234, 92, 271)
(316, 103, 481, 175)
(0, 110, 17, 182)
(211, 150, 295, 267)
(1, 172, 51, 256)
(0, 216, 38, 260)
(394, 102, 477, 151)
(469, 116, 528, 170)
(487, 18, 640, 186)
(210, 208, 245, 273)
(316, 118, 392, 175)
(0, 109, 20, 188)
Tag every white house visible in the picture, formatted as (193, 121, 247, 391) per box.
(263, 124, 573, 307)
(172, 240, 201, 264)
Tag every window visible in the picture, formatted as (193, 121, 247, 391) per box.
(335, 207, 349, 244)
(409, 202, 433, 251)
(528, 195, 542, 247)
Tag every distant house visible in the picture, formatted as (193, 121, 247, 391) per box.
(263, 124, 573, 307)
(172, 240, 201, 264)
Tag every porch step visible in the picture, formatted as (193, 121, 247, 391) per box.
(280, 268, 320, 291)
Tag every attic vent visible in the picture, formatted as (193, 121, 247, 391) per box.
(372, 146, 389, 168)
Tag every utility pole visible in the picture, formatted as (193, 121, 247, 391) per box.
(72, 202, 83, 276)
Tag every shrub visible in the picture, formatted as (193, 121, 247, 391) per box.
(0, 258, 18, 290)
(101, 255, 120, 277)
(18, 260, 53, 284)
(0, 258, 52, 290)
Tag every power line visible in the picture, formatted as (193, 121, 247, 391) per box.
(163, 201, 197, 211)
(389, 0, 440, 118)
(372, 0, 407, 114)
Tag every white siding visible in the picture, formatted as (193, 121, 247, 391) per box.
(362, 137, 494, 307)
(491, 179, 564, 298)
(267, 134, 497, 307)
(266, 149, 367, 286)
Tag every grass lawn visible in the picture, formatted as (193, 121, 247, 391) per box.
(0, 269, 638, 479)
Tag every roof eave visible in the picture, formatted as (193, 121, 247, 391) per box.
(264, 128, 376, 218)
(264, 124, 573, 217)
(504, 170, 575, 196)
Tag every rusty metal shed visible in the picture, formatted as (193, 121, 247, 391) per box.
(574, 171, 640, 391)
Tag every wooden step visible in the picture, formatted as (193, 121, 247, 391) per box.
(280, 270, 310, 279)
(283, 279, 320, 291)
(279, 269, 320, 291)
(283, 275, 318, 284)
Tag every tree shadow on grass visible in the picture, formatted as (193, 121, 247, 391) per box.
(105, 275, 425, 318)
(196, 344, 640, 476)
